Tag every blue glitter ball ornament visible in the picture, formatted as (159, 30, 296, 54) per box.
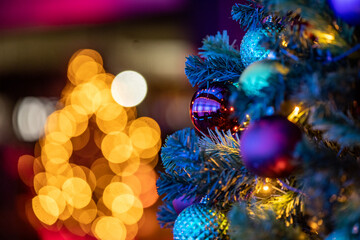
(328, 0, 360, 26)
(173, 203, 229, 240)
(240, 27, 271, 68)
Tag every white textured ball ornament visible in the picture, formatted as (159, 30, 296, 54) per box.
(173, 203, 229, 240)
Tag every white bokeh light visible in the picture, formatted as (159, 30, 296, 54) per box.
(13, 97, 55, 142)
(111, 70, 147, 107)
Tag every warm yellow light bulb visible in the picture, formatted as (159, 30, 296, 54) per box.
(263, 185, 269, 191)
(288, 106, 300, 122)
(294, 106, 300, 115)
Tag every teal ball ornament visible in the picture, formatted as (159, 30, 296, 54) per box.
(240, 27, 271, 67)
(173, 203, 229, 240)
(239, 60, 289, 97)
(325, 229, 349, 240)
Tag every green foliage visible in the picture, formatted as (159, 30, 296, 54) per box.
(232, 1, 267, 30)
(157, 200, 178, 228)
(333, 193, 360, 239)
(161, 128, 201, 176)
(229, 203, 308, 240)
(185, 31, 244, 87)
(200, 31, 242, 59)
(309, 104, 360, 147)
(185, 55, 243, 87)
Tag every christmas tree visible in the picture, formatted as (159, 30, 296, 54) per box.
(156, 0, 360, 239)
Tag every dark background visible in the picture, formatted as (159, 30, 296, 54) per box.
(0, 0, 245, 239)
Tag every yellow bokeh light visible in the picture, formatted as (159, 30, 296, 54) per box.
(91, 158, 113, 180)
(62, 177, 92, 209)
(111, 71, 147, 107)
(108, 154, 140, 177)
(72, 49, 104, 66)
(27, 49, 162, 240)
(63, 216, 87, 236)
(68, 53, 105, 86)
(42, 161, 73, 179)
(112, 194, 136, 214)
(96, 102, 126, 121)
(32, 195, 59, 225)
(95, 175, 115, 199)
(121, 175, 142, 196)
(72, 199, 97, 225)
(94, 216, 127, 240)
(34, 172, 50, 194)
(130, 127, 159, 150)
(96, 105, 128, 134)
(102, 182, 134, 211)
(129, 117, 160, 136)
(70, 82, 103, 115)
(125, 223, 139, 240)
(101, 132, 133, 164)
(38, 185, 66, 216)
(96, 198, 112, 217)
(79, 166, 97, 192)
(63, 105, 89, 137)
(59, 203, 74, 221)
(71, 127, 90, 151)
(113, 197, 143, 225)
(44, 110, 77, 138)
(70, 164, 86, 179)
(41, 142, 72, 165)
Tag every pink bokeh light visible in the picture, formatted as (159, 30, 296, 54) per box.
(0, 0, 186, 29)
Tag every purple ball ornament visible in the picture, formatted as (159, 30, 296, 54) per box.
(172, 196, 195, 214)
(240, 115, 302, 178)
(328, 0, 360, 25)
(190, 83, 240, 137)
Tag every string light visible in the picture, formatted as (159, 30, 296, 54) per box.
(288, 106, 300, 122)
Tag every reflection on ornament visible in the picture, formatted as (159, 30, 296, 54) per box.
(190, 83, 240, 136)
(173, 203, 229, 240)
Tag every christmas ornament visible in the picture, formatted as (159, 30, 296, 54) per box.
(240, 115, 302, 178)
(240, 27, 270, 67)
(173, 203, 229, 240)
(239, 60, 289, 97)
(328, 0, 360, 26)
(172, 196, 195, 214)
(190, 83, 240, 136)
(325, 229, 349, 240)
